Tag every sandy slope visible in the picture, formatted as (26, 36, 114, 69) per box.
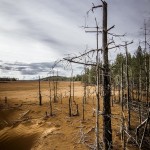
(0, 81, 140, 150)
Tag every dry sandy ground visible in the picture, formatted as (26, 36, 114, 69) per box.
(0, 81, 143, 150)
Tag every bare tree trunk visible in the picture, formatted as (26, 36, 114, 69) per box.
(125, 42, 131, 130)
(144, 55, 148, 105)
(131, 70, 134, 101)
(73, 75, 75, 104)
(55, 71, 58, 102)
(148, 54, 150, 110)
(5, 97, 7, 104)
(149, 50, 150, 104)
(148, 53, 150, 107)
(138, 75, 141, 124)
(83, 63, 86, 121)
(144, 21, 149, 105)
(84, 61, 87, 104)
(95, 21, 100, 150)
(118, 76, 121, 104)
(39, 76, 42, 106)
(139, 68, 142, 123)
(53, 71, 56, 103)
(102, 2, 112, 149)
(49, 79, 53, 116)
(112, 82, 115, 106)
(69, 85, 72, 117)
(121, 63, 124, 111)
(69, 79, 72, 117)
(82, 96, 85, 121)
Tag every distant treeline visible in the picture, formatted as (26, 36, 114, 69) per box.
(42, 75, 83, 82)
(42, 76, 71, 81)
(0, 77, 18, 81)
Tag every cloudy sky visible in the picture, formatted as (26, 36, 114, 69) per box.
(0, 0, 150, 80)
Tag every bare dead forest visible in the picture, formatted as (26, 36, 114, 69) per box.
(0, 1, 150, 150)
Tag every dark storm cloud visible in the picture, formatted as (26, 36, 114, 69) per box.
(0, 61, 62, 75)
(0, 66, 13, 70)
(21, 69, 37, 75)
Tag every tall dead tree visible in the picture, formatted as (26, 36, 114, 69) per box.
(84, 17, 101, 149)
(96, 22, 100, 149)
(64, 1, 124, 148)
(102, 2, 112, 149)
(144, 21, 149, 105)
(125, 42, 131, 130)
(63, 2, 133, 148)
(139, 47, 142, 123)
(69, 67, 74, 117)
(90, 1, 113, 149)
(83, 59, 87, 121)
(149, 45, 150, 98)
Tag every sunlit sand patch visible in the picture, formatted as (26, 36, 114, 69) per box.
(41, 126, 59, 138)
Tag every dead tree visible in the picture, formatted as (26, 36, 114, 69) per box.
(84, 57, 87, 104)
(69, 77, 72, 117)
(52, 71, 56, 103)
(102, 2, 113, 149)
(149, 45, 150, 98)
(68, 66, 74, 117)
(48, 79, 53, 116)
(125, 42, 131, 130)
(144, 21, 149, 105)
(131, 70, 134, 101)
(112, 81, 115, 106)
(138, 76, 142, 124)
(121, 63, 124, 111)
(138, 57, 143, 124)
(63, 1, 128, 148)
(87, 2, 113, 148)
(5, 97, 7, 104)
(55, 70, 58, 102)
(82, 60, 87, 121)
(96, 20, 100, 149)
(39, 76, 42, 106)
(149, 45, 150, 108)
(118, 76, 121, 104)
(84, 16, 102, 150)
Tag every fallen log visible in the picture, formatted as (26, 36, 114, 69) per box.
(19, 110, 30, 119)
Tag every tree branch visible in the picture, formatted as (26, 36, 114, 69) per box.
(107, 25, 115, 32)
(63, 58, 104, 70)
(108, 41, 133, 50)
